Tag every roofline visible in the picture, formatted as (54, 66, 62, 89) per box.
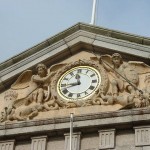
(0, 22, 150, 70)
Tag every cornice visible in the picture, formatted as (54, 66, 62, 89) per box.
(0, 108, 150, 138)
(0, 22, 150, 71)
(0, 29, 150, 92)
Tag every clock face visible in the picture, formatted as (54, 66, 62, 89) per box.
(57, 66, 101, 101)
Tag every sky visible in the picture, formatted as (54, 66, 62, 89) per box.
(0, 0, 150, 63)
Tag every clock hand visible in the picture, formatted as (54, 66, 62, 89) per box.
(75, 74, 81, 85)
(61, 74, 81, 88)
(62, 82, 80, 88)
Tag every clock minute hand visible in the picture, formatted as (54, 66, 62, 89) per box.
(75, 74, 81, 85)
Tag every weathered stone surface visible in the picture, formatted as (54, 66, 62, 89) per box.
(116, 130, 134, 148)
(143, 146, 150, 150)
(115, 146, 142, 150)
(15, 141, 30, 150)
(82, 148, 98, 150)
(47, 137, 64, 150)
(80, 133, 99, 150)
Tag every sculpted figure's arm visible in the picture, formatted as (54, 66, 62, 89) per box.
(99, 57, 112, 72)
(32, 75, 48, 83)
(32, 72, 54, 84)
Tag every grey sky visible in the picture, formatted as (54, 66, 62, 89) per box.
(0, 0, 150, 63)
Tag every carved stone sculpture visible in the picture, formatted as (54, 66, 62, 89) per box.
(99, 53, 150, 108)
(9, 101, 44, 121)
(0, 63, 57, 122)
(100, 53, 139, 97)
(0, 91, 18, 122)
(0, 53, 150, 123)
(11, 63, 54, 104)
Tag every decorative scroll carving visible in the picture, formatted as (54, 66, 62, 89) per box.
(0, 52, 150, 122)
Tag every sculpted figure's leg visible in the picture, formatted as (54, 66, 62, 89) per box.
(8, 108, 15, 121)
(50, 103, 59, 110)
(37, 88, 44, 103)
(0, 110, 7, 122)
(127, 85, 136, 95)
(29, 108, 38, 119)
(44, 103, 51, 110)
(111, 79, 118, 99)
(7, 106, 13, 116)
(15, 112, 26, 121)
(32, 91, 38, 102)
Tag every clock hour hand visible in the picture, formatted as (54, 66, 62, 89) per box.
(62, 82, 80, 88)
(61, 74, 81, 88)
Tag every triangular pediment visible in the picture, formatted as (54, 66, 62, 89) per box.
(0, 22, 150, 123)
(0, 23, 150, 90)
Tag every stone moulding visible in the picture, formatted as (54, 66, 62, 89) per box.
(1, 22, 150, 71)
(0, 108, 150, 137)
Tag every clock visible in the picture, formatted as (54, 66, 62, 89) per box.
(57, 66, 101, 101)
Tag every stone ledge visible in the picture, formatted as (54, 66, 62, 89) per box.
(0, 107, 150, 138)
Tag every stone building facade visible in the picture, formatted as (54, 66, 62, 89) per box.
(0, 23, 150, 150)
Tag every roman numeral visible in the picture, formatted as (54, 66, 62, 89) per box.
(77, 93, 81, 98)
(61, 84, 66, 87)
(89, 86, 95, 90)
(63, 77, 69, 81)
(69, 72, 74, 76)
(90, 74, 95, 77)
(77, 69, 82, 73)
(68, 92, 73, 97)
(92, 79, 97, 83)
(84, 91, 88, 95)
(86, 70, 89, 74)
(62, 88, 69, 94)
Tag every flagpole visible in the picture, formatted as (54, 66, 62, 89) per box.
(90, 0, 97, 25)
(70, 113, 73, 150)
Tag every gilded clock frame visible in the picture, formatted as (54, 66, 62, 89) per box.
(57, 65, 101, 101)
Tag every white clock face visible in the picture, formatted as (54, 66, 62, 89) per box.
(57, 66, 101, 101)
